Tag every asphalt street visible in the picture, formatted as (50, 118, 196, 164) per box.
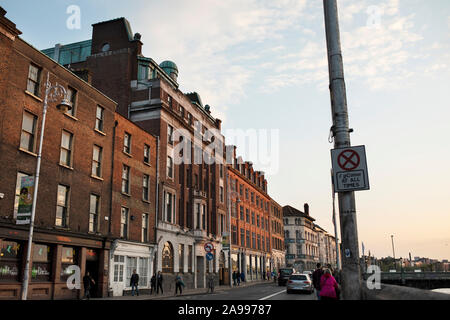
(160, 281, 318, 301)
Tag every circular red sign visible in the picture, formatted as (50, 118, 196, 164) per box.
(204, 242, 214, 253)
(338, 149, 360, 171)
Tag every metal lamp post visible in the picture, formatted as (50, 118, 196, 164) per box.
(21, 72, 72, 300)
(391, 235, 396, 271)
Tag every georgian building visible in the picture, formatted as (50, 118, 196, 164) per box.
(0, 8, 116, 299)
(227, 150, 272, 282)
(42, 17, 228, 292)
(270, 199, 285, 271)
(283, 204, 319, 271)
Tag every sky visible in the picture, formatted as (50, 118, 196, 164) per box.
(2, 0, 450, 260)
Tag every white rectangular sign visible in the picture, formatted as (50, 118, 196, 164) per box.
(331, 145, 369, 192)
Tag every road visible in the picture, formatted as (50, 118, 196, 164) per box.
(160, 282, 317, 301)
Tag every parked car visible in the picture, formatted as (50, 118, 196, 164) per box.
(286, 274, 314, 294)
(278, 268, 296, 286)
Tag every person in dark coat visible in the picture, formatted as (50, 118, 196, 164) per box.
(130, 269, 139, 296)
(83, 271, 95, 300)
(232, 271, 237, 286)
(156, 271, 164, 294)
(236, 271, 241, 286)
(312, 263, 324, 300)
(150, 274, 156, 294)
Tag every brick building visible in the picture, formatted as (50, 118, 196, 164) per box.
(42, 17, 229, 292)
(0, 8, 117, 299)
(270, 199, 285, 271)
(227, 150, 272, 282)
(108, 113, 158, 296)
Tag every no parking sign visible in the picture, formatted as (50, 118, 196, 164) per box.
(331, 145, 370, 192)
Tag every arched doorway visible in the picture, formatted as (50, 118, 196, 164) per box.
(161, 242, 174, 273)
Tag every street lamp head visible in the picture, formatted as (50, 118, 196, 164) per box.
(56, 97, 72, 113)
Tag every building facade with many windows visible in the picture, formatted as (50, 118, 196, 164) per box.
(270, 199, 285, 271)
(0, 8, 117, 299)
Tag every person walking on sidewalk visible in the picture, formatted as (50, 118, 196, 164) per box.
(319, 269, 340, 301)
(156, 271, 164, 294)
(266, 270, 270, 281)
(312, 263, 324, 300)
(174, 273, 185, 296)
(232, 271, 237, 286)
(83, 271, 95, 300)
(236, 271, 241, 286)
(207, 273, 215, 294)
(240, 271, 245, 283)
(150, 274, 156, 294)
(130, 269, 139, 296)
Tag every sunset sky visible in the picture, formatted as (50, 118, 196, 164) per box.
(3, 0, 449, 260)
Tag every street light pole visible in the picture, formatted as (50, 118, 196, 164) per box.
(323, 0, 361, 299)
(21, 72, 71, 300)
(391, 235, 396, 270)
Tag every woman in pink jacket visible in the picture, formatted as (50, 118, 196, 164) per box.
(319, 269, 339, 300)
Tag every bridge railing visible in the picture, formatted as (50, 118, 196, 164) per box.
(362, 283, 450, 300)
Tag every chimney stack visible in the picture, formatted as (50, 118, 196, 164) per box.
(304, 203, 309, 216)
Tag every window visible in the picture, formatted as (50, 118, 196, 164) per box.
(257, 234, 261, 250)
(252, 232, 256, 249)
(187, 113, 193, 125)
(0, 240, 23, 282)
(257, 215, 260, 227)
(251, 192, 254, 203)
(143, 174, 150, 201)
(27, 64, 41, 96)
(138, 257, 149, 287)
(95, 106, 104, 132)
(60, 247, 78, 280)
(179, 244, 184, 273)
(188, 245, 193, 273)
(55, 185, 69, 227)
(231, 226, 237, 245)
(126, 257, 137, 287)
(240, 228, 245, 246)
(113, 255, 125, 282)
(162, 242, 174, 273)
(66, 87, 77, 117)
(92, 145, 102, 177)
(246, 209, 250, 223)
(167, 156, 173, 178)
(144, 144, 150, 163)
(164, 191, 176, 223)
(168, 96, 173, 109)
(142, 213, 149, 242)
(251, 212, 255, 225)
(59, 130, 73, 167)
(246, 231, 250, 248)
(32, 244, 52, 282)
(239, 206, 244, 221)
(120, 207, 129, 238)
(89, 194, 99, 233)
(167, 125, 174, 145)
(20, 111, 37, 152)
(220, 186, 224, 203)
(122, 165, 130, 194)
(123, 133, 131, 154)
(245, 188, 249, 200)
(219, 164, 223, 178)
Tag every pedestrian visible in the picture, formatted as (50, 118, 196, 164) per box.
(157, 271, 164, 294)
(266, 270, 270, 281)
(240, 271, 245, 283)
(272, 270, 276, 283)
(82, 271, 95, 300)
(232, 270, 237, 286)
(319, 269, 340, 301)
(236, 271, 241, 286)
(130, 269, 139, 296)
(207, 273, 215, 294)
(174, 273, 185, 296)
(312, 263, 324, 300)
(150, 273, 156, 294)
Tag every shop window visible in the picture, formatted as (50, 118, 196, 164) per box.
(31, 244, 52, 282)
(60, 246, 78, 281)
(113, 255, 125, 282)
(0, 240, 22, 282)
(126, 257, 137, 287)
(139, 257, 149, 287)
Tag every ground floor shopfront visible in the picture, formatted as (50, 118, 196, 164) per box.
(108, 240, 155, 296)
(0, 225, 110, 300)
(230, 248, 272, 282)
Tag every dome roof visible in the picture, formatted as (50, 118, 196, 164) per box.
(159, 60, 178, 76)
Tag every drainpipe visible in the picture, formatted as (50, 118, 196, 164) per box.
(109, 120, 118, 236)
(154, 136, 160, 272)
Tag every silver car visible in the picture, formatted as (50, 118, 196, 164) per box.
(286, 273, 314, 294)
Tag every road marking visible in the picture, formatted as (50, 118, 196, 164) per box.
(258, 289, 286, 300)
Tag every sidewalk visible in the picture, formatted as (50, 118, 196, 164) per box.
(94, 279, 275, 300)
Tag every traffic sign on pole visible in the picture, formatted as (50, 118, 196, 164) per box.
(331, 145, 370, 192)
(206, 252, 214, 261)
(204, 242, 214, 253)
